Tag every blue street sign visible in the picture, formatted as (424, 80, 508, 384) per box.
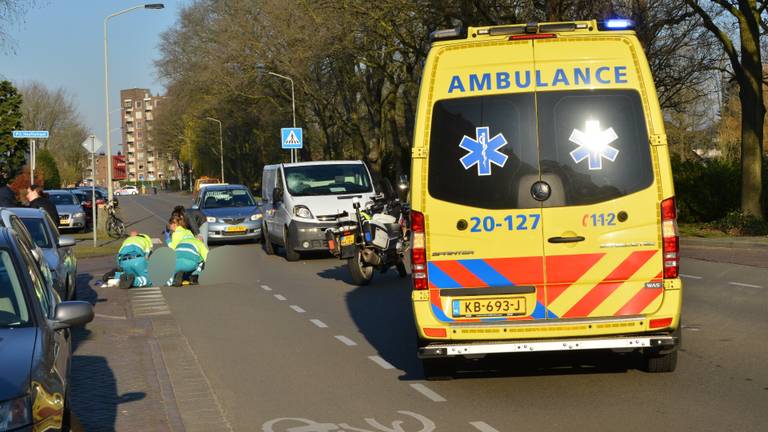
(281, 128, 303, 149)
(12, 130, 49, 139)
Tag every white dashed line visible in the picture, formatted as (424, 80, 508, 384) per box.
(469, 421, 500, 432)
(728, 281, 763, 289)
(310, 319, 328, 328)
(334, 335, 357, 346)
(368, 356, 395, 370)
(274, 294, 287, 301)
(261, 285, 272, 291)
(680, 274, 703, 279)
(409, 383, 446, 402)
(290, 305, 306, 313)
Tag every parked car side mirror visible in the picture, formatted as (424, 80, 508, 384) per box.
(58, 237, 76, 248)
(272, 187, 283, 203)
(52, 301, 94, 330)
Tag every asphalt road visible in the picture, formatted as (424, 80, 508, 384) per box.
(118, 193, 768, 432)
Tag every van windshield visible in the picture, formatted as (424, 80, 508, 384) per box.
(283, 164, 372, 196)
(428, 89, 652, 209)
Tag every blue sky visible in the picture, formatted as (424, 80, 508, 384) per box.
(0, 0, 187, 153)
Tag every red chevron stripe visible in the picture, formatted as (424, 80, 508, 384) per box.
(614, 272, 664, 316)
(563, 250, 657, 318)
(545, 253, 605, 303)
(433, 261, 486, 288)
(485, 256, 544, 285)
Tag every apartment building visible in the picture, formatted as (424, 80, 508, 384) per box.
(120, 88, 178, 183)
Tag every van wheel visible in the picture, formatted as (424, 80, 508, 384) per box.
(284, 228, 301, 262)
(641, 350, 678, 373)
(348, 249, 373, 285)
(421, 358, 455, 381)
(263, 223, 276, 255)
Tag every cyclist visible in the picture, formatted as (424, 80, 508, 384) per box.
(165, 213, 208, 286)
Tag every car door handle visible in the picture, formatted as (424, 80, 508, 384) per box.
(548, 236, 585, 244)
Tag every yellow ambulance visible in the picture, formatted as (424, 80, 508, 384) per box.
(409, 19, 682, 378)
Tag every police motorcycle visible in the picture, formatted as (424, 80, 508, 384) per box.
(325, 181, 408, 285)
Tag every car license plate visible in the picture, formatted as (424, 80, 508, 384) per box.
(340, 235, 355, 246)
(225, 225, 246, 233)
(60, 218, 70, 225)
(452, 297, 526, 318)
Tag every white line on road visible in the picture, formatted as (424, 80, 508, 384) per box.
(728, 281, 763, 289)
(469, 421, 500, 432)
(680, 274, 703, 279)
(290, 305, 306, 313)
(334, 335, 357, 346)
(274, 294, 287, 301)
(132, 294, 164, 299)
(95, 313, 127, 320)
(409, 383, 446, 402)
(261, 285, 272, 291)
(368, 356, 395, 370)
(130, 287, 162, 292)
(310, 319, 328, 328)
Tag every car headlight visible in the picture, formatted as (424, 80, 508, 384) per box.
(293, 205, 313, 219)
(0, 395, 31, 430)
(250, 213, 263, 221)
(206, 216, 217, 223)
(73, 212, 85, 218)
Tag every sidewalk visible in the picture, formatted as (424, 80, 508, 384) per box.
(69, 243, 184, 431)
(681, 236, 768, 268)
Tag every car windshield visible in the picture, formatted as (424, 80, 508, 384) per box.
(202, 189, 256, 209)
(283, 164, 372, 196)
(48, 193, 77, 205)
(20, 218, 52, 248)
(0, 249, 30, 327)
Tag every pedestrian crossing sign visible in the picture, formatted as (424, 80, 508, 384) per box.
(281, 128, 303, 149)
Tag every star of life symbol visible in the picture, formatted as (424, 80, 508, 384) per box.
(459, 126, 508, 176)
(569, 120, 620, 170)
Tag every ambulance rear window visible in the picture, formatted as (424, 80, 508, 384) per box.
(427, 93, 539, 209)
(537, 89, 653, 207)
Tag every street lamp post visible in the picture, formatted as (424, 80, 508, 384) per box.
(256, 65, 297, 163)
(204, 117, 224, 182)
(104, 3, 164, 201)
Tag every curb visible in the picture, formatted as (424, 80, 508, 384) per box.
(681, 236, 768, 249)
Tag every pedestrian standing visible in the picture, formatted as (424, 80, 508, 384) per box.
(0, 180, 16, 207)
(26, 185, 60, 223)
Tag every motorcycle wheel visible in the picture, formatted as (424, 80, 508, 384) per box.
(348, 248, 374, 285)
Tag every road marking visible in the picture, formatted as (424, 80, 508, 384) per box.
(261, 285, 272, 291)
(409, 384, 446, 402)
(290, 305, 306, 313)
(728, 281, 763, 289)
(680, 274, 703, 279)
(469, 422, 500, 432)
(310, 319, 328, 328)
(274, 294, 287, 301)
(132, 294, 164, 299)
(368, 356, 395, 370)
(335, 335, 357, 346)
(95, 313, 127, 320)
(131, 287, 162, 292)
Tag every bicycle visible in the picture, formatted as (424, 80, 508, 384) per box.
(104, 199, 125, 239)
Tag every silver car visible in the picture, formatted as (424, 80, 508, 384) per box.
(12, 207, 78, 300)
(47, 189, 87, 231)
(190, 184, 262, 243)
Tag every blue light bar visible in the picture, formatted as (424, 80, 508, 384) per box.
(600, 19, 635, 30)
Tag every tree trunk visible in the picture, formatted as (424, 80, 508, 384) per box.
(737, 6, 765, 219)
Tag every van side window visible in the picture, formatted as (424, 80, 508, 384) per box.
(537, 89, 653, 207)
(428, 93, 539, 209)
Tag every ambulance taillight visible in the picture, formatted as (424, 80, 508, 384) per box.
(661, 197, 679, 278)
(411, 210, 428, 290)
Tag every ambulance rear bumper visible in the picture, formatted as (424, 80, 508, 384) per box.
(418, 335, 677, 358)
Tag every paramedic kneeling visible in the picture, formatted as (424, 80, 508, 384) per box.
(116, 230, 153, 289)
(165, 214, 209, 286)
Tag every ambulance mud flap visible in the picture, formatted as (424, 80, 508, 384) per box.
(418, 335, 677, 358)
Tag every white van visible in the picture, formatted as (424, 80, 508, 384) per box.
(261, 161, 377, 261)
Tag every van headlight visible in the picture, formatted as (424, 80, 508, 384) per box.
(250, 213, 263, 221)
(0, 396, 31, 430)
(294, 206, 313, 219)
(206, 216, 217, 223)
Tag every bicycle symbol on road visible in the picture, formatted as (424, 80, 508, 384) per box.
(262, 410, 436, 432)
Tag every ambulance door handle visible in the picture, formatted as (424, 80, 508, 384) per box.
(548, 236, 585, 244)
